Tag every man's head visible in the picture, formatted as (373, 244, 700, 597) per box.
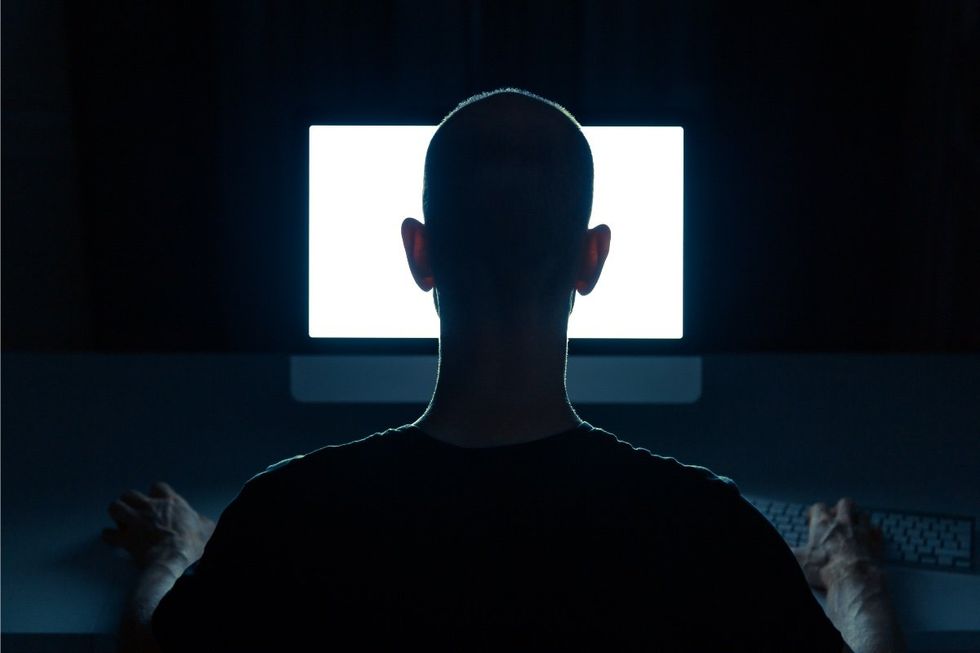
(401, 88, 610, 330)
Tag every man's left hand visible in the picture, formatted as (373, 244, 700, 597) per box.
(104, 482, 215, 569)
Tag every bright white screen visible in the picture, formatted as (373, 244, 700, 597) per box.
(309, 125, 683, 339)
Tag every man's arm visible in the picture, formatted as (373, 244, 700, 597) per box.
(117, 553, 191, 653)
(824, 558, 902, 653)
(794, 498, 906, 653)
(104, 482, 215, 653)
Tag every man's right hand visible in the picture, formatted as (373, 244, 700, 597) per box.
(792, 497, 883, 591)
(793, 498, 905, 653)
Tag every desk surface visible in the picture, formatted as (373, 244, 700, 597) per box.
(3, 353, 979, 645)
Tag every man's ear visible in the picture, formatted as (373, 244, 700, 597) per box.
(575, 224, 611, 295)
(401, 217, 435, 292)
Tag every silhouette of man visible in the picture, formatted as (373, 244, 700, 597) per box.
(105, 89, 904, 652)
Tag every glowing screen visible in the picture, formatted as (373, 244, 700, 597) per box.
(309, 125, 683, 339)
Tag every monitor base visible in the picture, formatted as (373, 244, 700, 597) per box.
(289, 355, 702, 404)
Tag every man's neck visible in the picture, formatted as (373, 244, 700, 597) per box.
(412, 327, 582, 448)
(414, 401, 583, 449)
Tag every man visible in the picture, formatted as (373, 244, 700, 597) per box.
(105, 89, 905, 651)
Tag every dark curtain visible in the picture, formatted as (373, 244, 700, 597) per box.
(2, 0, 977, 351)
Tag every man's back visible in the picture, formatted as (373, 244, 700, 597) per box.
(151, 422, 842, 651)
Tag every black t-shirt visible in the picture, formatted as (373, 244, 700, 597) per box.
(152, 422, 844, 651)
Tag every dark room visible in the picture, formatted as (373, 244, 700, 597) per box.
(2, 1, 979, 651)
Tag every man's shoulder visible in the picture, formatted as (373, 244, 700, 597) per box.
(243, 423, 742, 509)
(587, 426, 740, 497)
(244, 428, 401, 487)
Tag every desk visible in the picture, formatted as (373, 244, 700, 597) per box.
(3, 353, 979, 650)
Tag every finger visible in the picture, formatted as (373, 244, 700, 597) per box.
(121, 489, 151, 508)
(108, 499, 138, 525)
(835, 497, 857, 524)
(149, 481, 175, 498)
(791, 547, 826, 591)
(791, 545, 807, 565)
(101, 527, 124, 547)
(808, 502, 830, 525)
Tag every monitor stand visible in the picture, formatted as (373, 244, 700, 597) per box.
(290, 355, 702, 404)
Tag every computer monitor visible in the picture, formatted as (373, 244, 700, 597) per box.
(293, 124, 700, 403)
(308, 125, 683, 340)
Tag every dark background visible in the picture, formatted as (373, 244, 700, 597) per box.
(2, 1, 978, 353)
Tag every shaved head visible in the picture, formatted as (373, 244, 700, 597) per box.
(422, 88, 594, 320)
